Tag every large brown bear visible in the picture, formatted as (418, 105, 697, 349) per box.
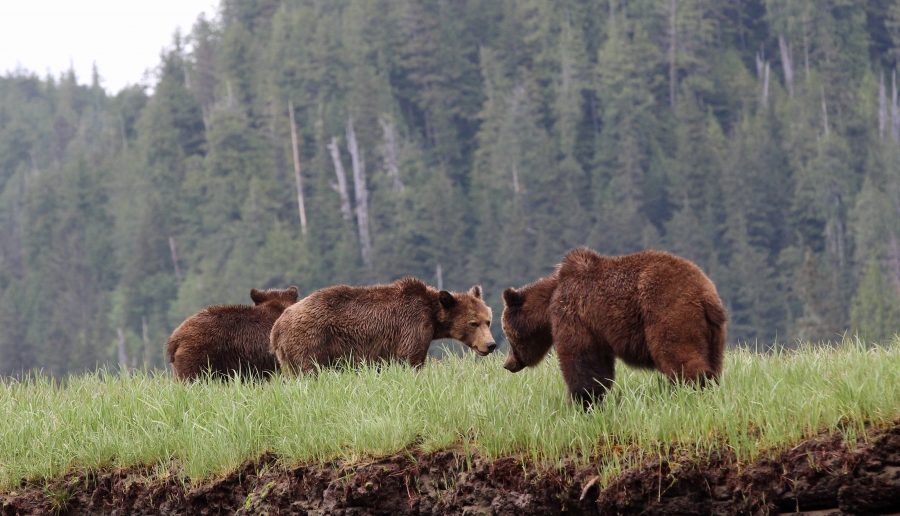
(270, 277, 495, 374)
(166, 286, 300, 381)
(502, 248, 727, 409)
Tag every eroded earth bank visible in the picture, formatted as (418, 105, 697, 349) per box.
(5, 423, 900, 515)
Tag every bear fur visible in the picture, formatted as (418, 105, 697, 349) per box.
(270, 277, 495, 374)
(502, 248, 727, 409)
(166, 286, 300, 381)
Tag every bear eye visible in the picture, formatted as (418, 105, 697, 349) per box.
(469, 321, 479, 327)
(486, 320, 491, 328)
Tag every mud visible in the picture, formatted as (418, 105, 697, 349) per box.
(4, 424, 900, 515)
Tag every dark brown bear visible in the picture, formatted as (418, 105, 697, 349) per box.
(270, 277, 495, 374)
(166, 287, 300, 381)
(502, 249, 727, 409)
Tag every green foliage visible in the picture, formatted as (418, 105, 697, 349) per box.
(1, 0, 900, 374)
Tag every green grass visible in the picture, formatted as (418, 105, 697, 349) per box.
(1, 337, 899, 490)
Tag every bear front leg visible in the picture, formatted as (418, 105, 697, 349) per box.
(553, 321, 615, 410)
(397, 326, 433, 369)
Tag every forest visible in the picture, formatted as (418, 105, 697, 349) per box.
(1, 0, 900, 376)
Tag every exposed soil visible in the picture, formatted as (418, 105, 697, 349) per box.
(5, 424, 900, 515)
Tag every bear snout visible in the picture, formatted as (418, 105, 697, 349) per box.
(487, 342, 497, 353)
(504, 354, 523, 373)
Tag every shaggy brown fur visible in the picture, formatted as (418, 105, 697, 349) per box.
(166, 287, 300, 381)
(502, 249, 727, 409)
(270, 277, 495, 374)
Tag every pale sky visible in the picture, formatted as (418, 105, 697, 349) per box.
(0, 0, 219, 94)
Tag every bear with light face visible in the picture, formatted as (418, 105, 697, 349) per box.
(270, 277, 495, 374)
(167, 286, 300, 381)
(502, 248, 727, 409)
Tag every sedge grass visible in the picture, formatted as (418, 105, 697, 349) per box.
(0, 336, 899, 490)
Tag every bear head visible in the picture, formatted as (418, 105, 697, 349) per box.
(250, 286, 300, 312)
(439, 285, 496, 356)
(501, 276, 557, 372)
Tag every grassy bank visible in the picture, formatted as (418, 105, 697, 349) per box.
(1, 337, 899, 490)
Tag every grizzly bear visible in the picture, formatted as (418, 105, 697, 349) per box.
(502, 248, 727, 409)
(166, 286, 300, 381)
(270, 277, 495, 374)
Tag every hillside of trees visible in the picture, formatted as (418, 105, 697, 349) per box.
(2, 0, 900, 376)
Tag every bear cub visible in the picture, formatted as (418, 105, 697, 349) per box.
(270, 277, 495, 374)
(502, 248, 727, 409)
(166, 286, 300, 381)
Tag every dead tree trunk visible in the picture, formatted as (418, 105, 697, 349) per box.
(436, 263, 443, 291)
(346, 117, 373, 270)
(379, 117, 404, 192)
(821, 86, 829, 137)
(117, 328, 128, 370)
(756, 52, 770, 107)
(893, 70, 900, 143)
(779, 35, 794, 97)
(668, 0, 677, 109)
(327, 137, 352, 220)
(142, 316, 151, 368)
(880, 71, 888, 140)
(288, 100, 308, 234)
(168, 236, 183, 287)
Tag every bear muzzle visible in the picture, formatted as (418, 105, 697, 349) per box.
(473, 341, 497, 356)
(503, 354, 523, 373)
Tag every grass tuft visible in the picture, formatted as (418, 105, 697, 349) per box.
(1, 336, 898, 490)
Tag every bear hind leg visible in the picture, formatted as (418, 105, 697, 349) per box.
(646, 325, 717, 388)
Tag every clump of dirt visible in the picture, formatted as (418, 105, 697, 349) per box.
(4, 423, 900, 515)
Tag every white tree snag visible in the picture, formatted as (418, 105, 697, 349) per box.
(668, 0, 677, 108)
(379, 117, 404, 192)
(327, 137, 352, 221)
(880, 71, 888, 140)
(288, 100, 308, 234)
(168, 236, 183, 287)
(117, 328, 128, 370)
(779, 35, 794, 97)
(142, 315, 151, 367)
(821, 86, 829, 137)
(346, 117, 373, 270)
(512, 162, 521, 194)
(756, 52, 770, 107)
(893, 70, 900, 143)
(436, 262, 443, 291)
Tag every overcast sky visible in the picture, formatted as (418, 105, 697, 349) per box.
(1, 0, 218, 94)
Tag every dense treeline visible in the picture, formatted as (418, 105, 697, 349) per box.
(2, 0, 900, 376)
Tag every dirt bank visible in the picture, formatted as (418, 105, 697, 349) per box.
(4, 423, 900, 515)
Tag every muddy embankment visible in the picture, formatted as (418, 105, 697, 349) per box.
(4, 424, 900, 515)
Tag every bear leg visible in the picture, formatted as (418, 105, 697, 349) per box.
(645, 324, 716, 387)
(554, 322, 616, 410)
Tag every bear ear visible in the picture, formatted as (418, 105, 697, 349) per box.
(438, 290, 458, 310)
(502, 287, 524, 308)
(250, 288, 268, 305)
(285, 286, 300, 302)
(468, 285, 483, 299)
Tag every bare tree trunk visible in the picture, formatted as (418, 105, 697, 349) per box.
(346, 117, 373, 270)
(142, 315, 151, 368)
(893, 70, 900, 143)
(379, 117, 404, 191)
(880, 71, 888, 140)
(436, 262, 443, 291)
(288, 100, 308, 234)
(117, 328, 128, 370)
(821, 86, 829, 137)
(668, 0, 677, 108)
(756, 53, 770, 107)
(888, 231, 900, 298)
(512, 163, 521, 194)
(168, 236, 183, 287)
(779, 35, 794, 97)
(327, 137, 352, 220)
